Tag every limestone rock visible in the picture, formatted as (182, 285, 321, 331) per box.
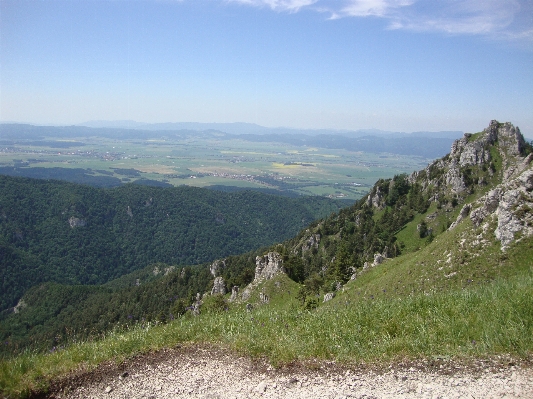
(254, 252, 285, 282)
(372, 252, 386, 267)
(301, 233, 321, 254)
(259, 291, 269, 304)
(323, 292, 335, 302)
(519, 169, 533, 191)
(470, 189, 501, 227)
(445, 161, 467, 193)
(241, 287, 251, 302)
(191, 293, 202, 316)
(209, 259, 226, 278)
(449, 204, 471, 230)
(68, 216, 86, 228)
(211, 276, 226, 296)
(366, 186, 385, 209)
(451, 163, 533, 250)
(229, 286, 239, 302)
(13, 299, 26, 314)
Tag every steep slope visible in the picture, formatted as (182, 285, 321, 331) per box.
(0, 177, 344, 311)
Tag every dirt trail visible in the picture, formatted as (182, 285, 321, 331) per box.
(44, 346, 532, 399)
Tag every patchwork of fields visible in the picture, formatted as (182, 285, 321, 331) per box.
(0, 133, 432, 200)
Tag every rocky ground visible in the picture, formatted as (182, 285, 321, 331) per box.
(39, 346, 532, 399)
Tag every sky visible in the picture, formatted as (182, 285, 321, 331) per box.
(1, 0, 532, 135)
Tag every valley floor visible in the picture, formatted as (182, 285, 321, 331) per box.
(39, 346, 532, 399)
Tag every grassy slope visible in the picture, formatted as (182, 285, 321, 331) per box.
(2, 225, 532, 397)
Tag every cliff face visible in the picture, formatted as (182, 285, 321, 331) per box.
(419, 120, 528, 194)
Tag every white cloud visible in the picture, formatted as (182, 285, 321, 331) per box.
(227, 0, 318, 12)
(339, 0, 414, 18)
(385, 0, 521, 35)
(225, 0, 532, 44)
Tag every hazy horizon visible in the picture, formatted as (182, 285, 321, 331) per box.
(1, 0, 532, 136)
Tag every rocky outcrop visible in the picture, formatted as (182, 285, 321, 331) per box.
(68, 216, 86, 228)
(259, 291, 269, 304)
(209, 259, 226, 278)
(449, 204, 471, 230)
(254, 252, 285, 282)
(191, 293, 202, 316)
(229, 286, 239, 302)
(301, 233, 320, 254)
(449, 161, 533, 250)
(422, 121, 528, 194)
(13, 299, 26, 314)
(211, 276, 226, 296)
(366, 186, 385, 209)
(372, 252, 386, 267)
(323, 292, 335, 302)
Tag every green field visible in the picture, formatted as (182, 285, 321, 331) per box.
(0, 135, 431, 200)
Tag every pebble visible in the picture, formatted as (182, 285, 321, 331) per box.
(60, 350, 533, 399)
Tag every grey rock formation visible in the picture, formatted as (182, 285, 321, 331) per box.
(127, 206, 133, 218)
(259, 291, 269, 304)
(68, 216, 86, 228)
(229, 286, 239, 302)
(211, 276, 226, 296)
(449, 160, 533, 250)
(209, 259, 226, 278)
(191, 293, 202, 316)
(366, 186, 385, 209)
(301, 233, 321, 254)
(470, 189, 501, 227)
(445, 160, 467, 193)
(254, 252, 285, 282)
(323, 292, 335, 302)
(372, 252, 386, 267)
(13, 299, 26, 314)
(449, 204, 471, 230)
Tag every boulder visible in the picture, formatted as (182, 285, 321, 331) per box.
(259, 291, 269, 304)
(68, 216, 86, 228)
(209, 259, 226, 277)
(323, 292, 335, 302)
(254, 252, 285, 282)
(211, 276, 226, 296)
(372, 252, 386, 267)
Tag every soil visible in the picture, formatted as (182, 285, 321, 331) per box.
(31, 345, 533, 399)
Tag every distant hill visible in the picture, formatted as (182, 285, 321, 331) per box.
(0, 123, 462, 158)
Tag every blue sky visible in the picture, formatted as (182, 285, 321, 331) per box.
(1, 0, 532, 135)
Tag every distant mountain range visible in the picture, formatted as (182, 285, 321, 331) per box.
(78, 120, 464, 140)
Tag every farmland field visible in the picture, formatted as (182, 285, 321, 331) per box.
(0, 132, 433, 200)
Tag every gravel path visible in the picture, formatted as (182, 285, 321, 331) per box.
(49, 347, 533, 399)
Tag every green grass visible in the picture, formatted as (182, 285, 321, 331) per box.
(2, 252, 532, 397)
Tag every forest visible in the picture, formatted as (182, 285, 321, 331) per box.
(0, 175, 345, 313)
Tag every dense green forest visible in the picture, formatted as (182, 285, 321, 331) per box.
(0, 175, 346, 312)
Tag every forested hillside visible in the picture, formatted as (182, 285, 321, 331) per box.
(0, 176, 345, 311)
